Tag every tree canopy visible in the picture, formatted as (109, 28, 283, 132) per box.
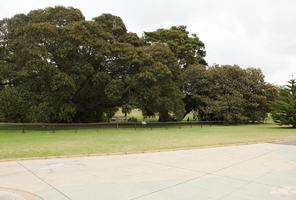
(0, 6, 186, 122)
(183, 65, 278, 123)
(0, 6, 278, 123)
(144, 25, 207, 68)
(270, 79, 296, 128)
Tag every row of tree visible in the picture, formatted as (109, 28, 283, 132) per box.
(0, 6, 279, 123)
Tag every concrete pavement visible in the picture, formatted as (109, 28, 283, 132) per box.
(1, 142, 296, 200)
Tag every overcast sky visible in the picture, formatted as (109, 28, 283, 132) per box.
(1, 0, 295, 85)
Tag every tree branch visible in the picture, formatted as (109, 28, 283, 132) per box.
(0, 57, 15, 63)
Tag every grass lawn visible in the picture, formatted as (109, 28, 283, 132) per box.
(0, 123, 295, 160)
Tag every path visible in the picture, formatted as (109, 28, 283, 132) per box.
(1, 142, 296, 200)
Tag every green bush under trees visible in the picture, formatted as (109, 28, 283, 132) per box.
(0, 6, 278, 123)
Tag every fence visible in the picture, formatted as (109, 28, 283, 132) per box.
(0, 121, 226, 133)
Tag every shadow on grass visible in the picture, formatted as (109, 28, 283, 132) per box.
(268, 126, 295, 129)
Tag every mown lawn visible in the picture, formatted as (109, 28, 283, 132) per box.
(0, 123, 295, 160)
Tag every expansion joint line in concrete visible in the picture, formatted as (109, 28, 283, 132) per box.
(127, 156, 249, 185)
(128, 155, 285, 190)
(128, 147, 280, 200)
(129, 173, 208, 200)
(17, 162, 72, 200)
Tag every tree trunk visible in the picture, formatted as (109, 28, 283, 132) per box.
(159, 111, 170, 122)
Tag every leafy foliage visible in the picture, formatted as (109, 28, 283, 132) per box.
(139, 43, 185, 121)
(270, 79, 296, 128)
(0, 7, 143, 122)
(183, 65, 278, 123)
(0, 7, 187, 122)
(144, 25, 207, 68)
(0, 6, 278, 123)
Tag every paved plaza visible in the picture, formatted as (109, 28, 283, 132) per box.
(1, 142, 296, 200)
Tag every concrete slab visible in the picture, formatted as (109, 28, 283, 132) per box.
(222, 182, 296, 200)
(0, 187, 44, 200)
(0, 143, 296, 200)
(0, 191, 25, 200)
(272, 141, 296, 146)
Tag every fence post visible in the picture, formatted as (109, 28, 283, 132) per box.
(22, 124, 25, 134)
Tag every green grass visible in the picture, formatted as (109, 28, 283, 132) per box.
(0, 123, 295, 160)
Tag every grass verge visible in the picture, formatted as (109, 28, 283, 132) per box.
(0, 123, 295, 160)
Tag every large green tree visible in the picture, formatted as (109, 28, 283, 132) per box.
(183, 64, 210, 118)
(143, 26, 206, 120)
(183, 64, 278, 123)
(0, 7, 189, 122)
(0, 7, 84, 122)
(0, 7, 145, 122)
(206, 65, 247, 122)
(270, 79, 296, 128)
(144, 25, 207, 68)
(243, 68, 278, 122)
(139, 43, 184, 121)
(0, 6, 279, 123)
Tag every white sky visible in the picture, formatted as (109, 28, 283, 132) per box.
(1, 0, 295, 85)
